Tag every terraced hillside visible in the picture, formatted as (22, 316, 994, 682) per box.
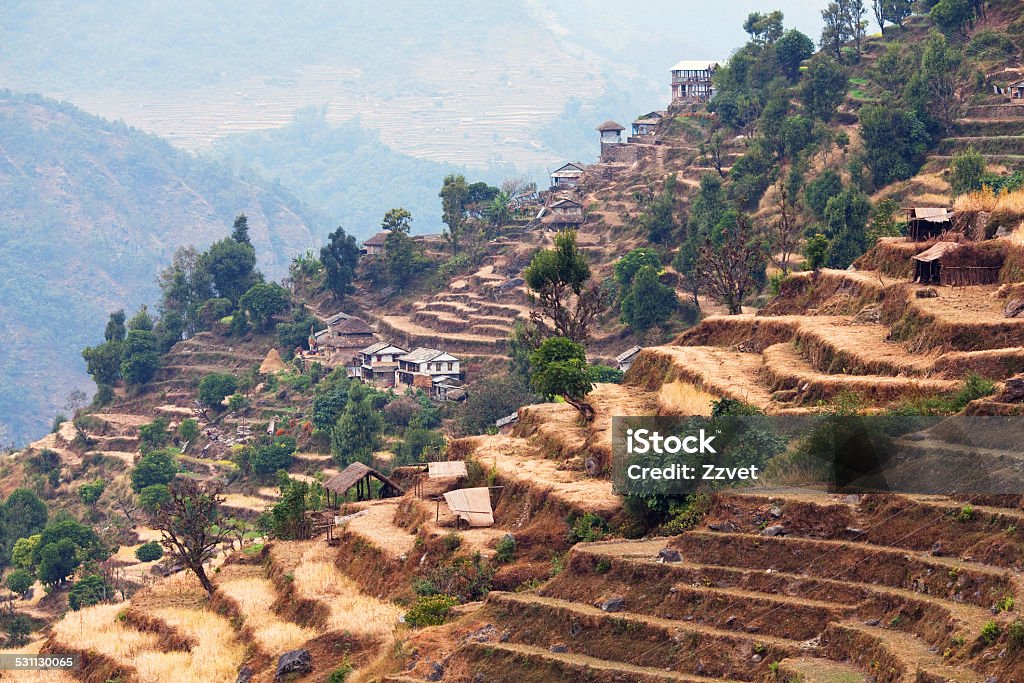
(625, 255, 1024, 415)
(418, 490, 1024, 683)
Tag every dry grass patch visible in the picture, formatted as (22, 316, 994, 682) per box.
(221, 493, 272, 512)
(292, 543, 402, 638)
(656, 380, 716, 416)
(147, 607, 247, 683)
(342, 500, 417, 560)
(51, 602, 161, 665)
(218, 577, 319, 653)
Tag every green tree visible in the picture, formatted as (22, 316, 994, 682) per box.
(131, 449, 178, 492)
(5, 569, 33, 596)
(78, 480, 106, 508)
(36, 538, 78, 586)
(639, 176, 678, 244)
(82, 340, 123, 386)
(860, 104, 930, 187)
(742, 10, 784, 45)
(157, 246, 215, 337)
(138, 484, 171, 512)
(949, 147, 987, 195)
(485, 192, 512, 228)
(198, 373, 238, 411)
(321, 226, 361, 299)
(776, 29, 816, 80)
(614, 248, 663, 289)
(68, 574, 110, 611)
(238, 282, 289, 332)
(200, 238, 260, 304)
(138, 416, 170, 453)
(804, 170, 844, 219)
(823, 186, 872, 268)
(930, 0, 974, 32)
(271, 477, 312, 540)
(249, 436, 297, 476)
(458, 375, 536, 435)
(11, 535, 40, 571)
(620, 266, 678, 332)
(177, 418, 200, 444)
(128, 306, 155, 332)
(799, 56, 848, 121)
(231, 213, 251, 245)
(382, 207, 413, 233)
(331, 395, 385, 467)
(120, 328, 160, 385)
(439, 174, 470, 253)
(530, 337, 594, 419)
(524, 230, 604, 344)
(3, 489, 48, 559)
(384, 230, 431, 288)
(104, 310, 126, 342)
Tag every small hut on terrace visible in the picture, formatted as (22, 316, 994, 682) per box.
(907, 208, 953, 242)
(912, 241, 1003, 286)
(324, 462, 404, 505)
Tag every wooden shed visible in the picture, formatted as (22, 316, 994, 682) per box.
(324, 462, 404, 506)
(912, 241, 1003, 286)
(907, 208, 952, 242)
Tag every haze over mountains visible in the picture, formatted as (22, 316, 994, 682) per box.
(0, 1, 826, 444)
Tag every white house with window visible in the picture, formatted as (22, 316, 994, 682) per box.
(395, 348, 462, 392)
(359, 341, 408, 386)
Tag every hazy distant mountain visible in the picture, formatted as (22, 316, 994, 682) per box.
(0, 91, 324, 445)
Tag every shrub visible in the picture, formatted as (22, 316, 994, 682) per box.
(326, 660, 354, 683)
(1008, 620, 1024, 649)
(198, 373, 238, 410)
(68, 574, 111, 611)
(404, 594, 459, 627)
(135, 541, 164, 562)
(442, 533, 463, 553)
(494, 534, 516, 564)
(981, 619, 1001, 645)
(569, 513, 608, 543)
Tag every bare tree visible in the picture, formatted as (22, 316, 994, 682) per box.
(152, 479, 229, 596)
(700, 130, 728, 178)
(105, 479, 140, 526)
(695, 213, 769, 315)
(768, 182, 803, 274)
(65, 390, 90, 443)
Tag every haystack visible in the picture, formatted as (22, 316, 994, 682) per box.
(259, 348, 288, 374)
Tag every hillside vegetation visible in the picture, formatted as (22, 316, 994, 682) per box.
(0, 91, 324, 444)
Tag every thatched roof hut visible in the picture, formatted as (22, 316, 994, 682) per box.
(324, 462, 404, 505)
(913, 241, 1003, 286)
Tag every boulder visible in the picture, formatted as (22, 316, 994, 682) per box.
(657, 548, 683, 563)
(1004, 299, 1024, 318)
(1000, 375, 1024, 403)
(425, 663, 445, 682)
(916, 287, 939, 299)
(600, 596, 626, 613)
(761, 525, 787, 537)
(275, 649, 312, 680)
(549, 643, 568, 653)
(236, 667, 253, 683)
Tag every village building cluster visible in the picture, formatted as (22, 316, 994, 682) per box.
(299, 312, 466, 401)
(536, 59, 722, 230)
